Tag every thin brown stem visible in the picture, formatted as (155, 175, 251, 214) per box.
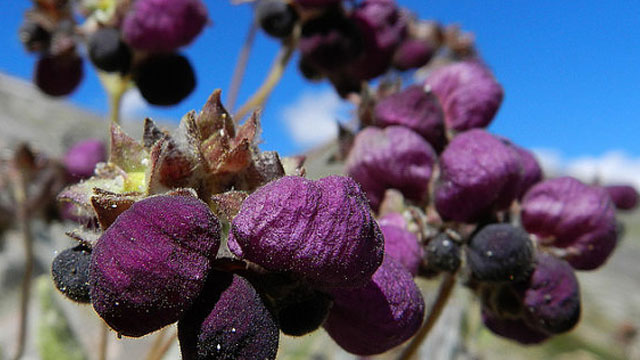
(146, 330, 177, 360)
(12, 168, 33, 360)
(227, 20, 258, 112)
(397, 273, 457, 360)
(233, 29, 299, 122)
(98, 72, 129, 125)
(98, 322, 109, 360)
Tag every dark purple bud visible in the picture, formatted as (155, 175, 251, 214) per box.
(346, 126, 437, 210)
(89, 195, 221, 337)
(425, 61, 503, 131)
(521, 177, 618, 270)
(63, 139, 106, 180)
(379, 217, 422, 276)
(373, 85, 447, 151)
(324, 256, 425, 355)
(604, 184, 639, 211)
(392, 38, 434, 71)
(295, 0, 342, 9)
(467, 224, 534, 283)
(276, 289, 332, 336)
(482, 308, 550, 345)
(434, 129, 522, 222)
(178, 272, 279, 360)
(34, 54, 83, 97)
(347, 0, 407, 80)
(122, 0, 208, 52)
(228, 176, 384, 289)
(510, 143, 543, 199)
(519, 253, 580, 334)
(299, 9, 363, 74)
(425, 232, 461, 273)
(51, 245, 92, 303)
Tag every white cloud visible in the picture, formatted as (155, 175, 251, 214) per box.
(280, 89, 351, 149)
(120, 88, 149, 122)
(532, 148, 640, 189)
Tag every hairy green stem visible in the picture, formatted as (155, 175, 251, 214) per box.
(227, 21, 258, 112)
(233, 29, 299, 122)
(397, 273, 457, 360)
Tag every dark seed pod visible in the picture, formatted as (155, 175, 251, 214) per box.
(134, 53, 196, 106)
(425, 233, 461, 273)
(178, 271, 279, 360)
(88, 28, 133, 73)
(51, 245, 92, 303)
(482, 307, 549, 345)
(467, 224, 534, 283)
(255, 0, 299, 39)
(276, 289, 332, 336)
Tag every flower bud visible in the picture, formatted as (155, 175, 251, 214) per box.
(51, 245, 92, 303)
(373, 85, 446, 151)
(509, 143, 543, 199)
(467, 224, 534, 283)
(379, 215, 422, 276)
(435, 129, 522, 222)
(122, 0, 208, 53)
(178, 272, 279, 360)
(323, 256, 424, 355)
(346, 126, 437, 210)
(604, 184, 639, 211)
(229, 176, 384, 289)
(425, 61, 503, 131)
(521, 177, 618, 270)
(63, 139, 106, 180)
(482, 308, 549, 345)
(89, 195, 221, 337)
(392, 38, 434, 71)
(34, 54, 83, 97)
(519, 253, 580, 334)
(347, 0, 407, 80)
(295, 0, 342, 8)
(425, 233, 461, 273)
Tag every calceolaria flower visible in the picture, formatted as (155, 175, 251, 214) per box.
(228, 175, 384, 289)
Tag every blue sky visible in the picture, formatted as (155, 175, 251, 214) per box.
(2, 1, 640, 170)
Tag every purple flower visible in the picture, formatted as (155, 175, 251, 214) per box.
(519, 253, 581, 334)
(510, 143, 543, 199)
(373, 85, 447, 151)
(347, 0, 407, 80)
(425, 61, 503, 131)
(392, 38, 434, 71)
(521, 177, 618, 270)
(34, 55, 83, 97)
(89, 195, 221, 337)
(379, 213, 422, 276)
(178, 272, 279, 360)
(122, 0, 208, 53)
(63, 139, 106, 180)
(228, 176, 384, 289)
(434, 129, 522, 222)
(323, 256, 425, 355)
(346, 126, 437, 210)
(604, 184, 639, 211)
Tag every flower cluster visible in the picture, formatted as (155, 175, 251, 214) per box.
(19, 0, 207, 105)
(337, 56, 637, 345)
(51, 91, 427, 357)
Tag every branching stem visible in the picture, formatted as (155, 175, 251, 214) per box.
(397, 272, 457, 360)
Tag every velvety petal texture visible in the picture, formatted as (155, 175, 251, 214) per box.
(519, 253, 580, 334)
(63, 139, 106, 179)
(521, 177, 618, 270)
(374, 85, 447, 151)
(511, 144, 543, 199)
(425, 61, 503, 131)
(379, 214, 422, 276)
(178, 272, 279, 360)
(604, 184, 639, 211)
(228, 175, 384, 289)
(435, 129, 522, 222)
(89, 195, 221, 337)
(346, 126, 437, 209)
(392, 39, 434, 71)
(323, 256, 425, 355)
(122, 0, 208, 52)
